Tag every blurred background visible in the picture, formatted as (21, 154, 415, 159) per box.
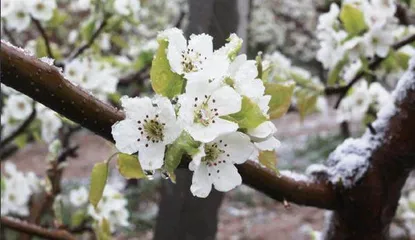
(1, 0, 415, 239)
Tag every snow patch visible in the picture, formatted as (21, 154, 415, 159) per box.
(1, 40, 34, 57)
(393, 56, 415, 102)
(280, 170, 310, 182)
(39, 57, 55, 66)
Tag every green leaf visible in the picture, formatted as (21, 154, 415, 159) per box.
(150, 40, 184, 98)
(35, 38, 48, 58)
(327, 57, 349, 86)
(1, 177, 6, 192)
(340, 4, 367, 36)
(71, 210, 86, 228)
(96, 218, 112, 240)
(14, 134, 28, 149)
(256, 54, 263, 80)
(88, 162, 108, 209)
(47, 9, 68, 28)
(258, 151, 278, 173)
(81, 18, 96, 42)
(265, 81, 295, 119)
(110, 35, 128, 48)
(164, 132, 200, 182)
(295, 89, 319, 120)
(226, 96, 268, 129)
(117, 153, 146, 179)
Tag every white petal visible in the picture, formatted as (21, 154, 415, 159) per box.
(216, 132, 254, 164)
(138, 142, 166, 170)
(188, 33, 213, 59)
(211, 163, 242, 192)
(228, 54, 247, 78)
(153, 95, 182, 144)
(121, 96, 155, 121)
(185, 78, 222, 96)
(186, 118, 238, 143)
(235, 78, 265, 99)
(160, 28, 187, 52)
(190, 144, 206, 169)
(199, 54, 230, 80)
(247, 121, 276, 141)
(190, 163, 212, 198)
(376, 44, 389, 58)
(167, 45, 185, 75)
(111, 119, 141, 154)
(254, 136, 281, 151)
(235, 60, 258, 83)
(208, 86, 242, 116)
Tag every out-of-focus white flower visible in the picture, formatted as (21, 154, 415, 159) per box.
(368, 82, 392, 111)
(114, 0, 141, 16)
(29, 0, 57, 21)
(336, 80, 371, 123)
(4, 94, 32, 120)
(363, 26, 394, 58)
(317, 3, 340, 31)
(69, 187, 88, 207)
(4, 5, 31, 32)
(343, 59, 362, 83)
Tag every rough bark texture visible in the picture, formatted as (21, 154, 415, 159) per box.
(324, 63, 415, 239)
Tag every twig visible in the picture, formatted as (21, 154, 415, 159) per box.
(31, 17, 54, 59)
(57, 145, 79, 163)
(1, 217, 75, 240)
(2, 27, 18, 46)
(174, 10, 186, 28)
(118, 64, 151, 86)
(68, 18, 108, 60)
(325, 33, 415, 109)
(0, 104, 36, 148)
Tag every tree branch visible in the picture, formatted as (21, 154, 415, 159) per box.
(68, 18, 108, 61)
(0, 40, 337, 210)
(32, 17, 55, 59)
(1, 217, 75, 240)
(0, 104, 36, 148)
(324, 33, 415, 108)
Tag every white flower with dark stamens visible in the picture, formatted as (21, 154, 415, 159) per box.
(29, 0, 57, 21)
(178, 85, 242, 143)
(189, 132, 254, 198)
(159, 28, 213, 77)
(112, 95, 181, 170)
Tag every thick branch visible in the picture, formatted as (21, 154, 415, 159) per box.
(0, 41, 337, 210)
(1, 217, 75, 240)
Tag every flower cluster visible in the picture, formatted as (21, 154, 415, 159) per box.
(316, 0, 414, 81)
(337, 81, 392, 123)
(1, 84, 62, 143)
(112, 28, 282, 198)
(70, 0, 140, 17)
(1, 0, 57, 32)
(1, 162, 41, 216)
(66, 184, 129, 233)
(394, 190, 415, 237)
(63, 58, 119, 102)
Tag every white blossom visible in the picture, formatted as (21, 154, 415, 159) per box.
(189, 132, 254, 198)
(29, 0, 57, 21)
(114, 0, 141, 16)
(4, 94, 32, 120)
(112, 95, 182, 170)
(178, 85, 241, 143)
(69, 187, 88, 207)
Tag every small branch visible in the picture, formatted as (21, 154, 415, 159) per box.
(325, 33, 415, 109)
(118, 64, 151, 86)
(2, 26, 18, 46)
(31, 17, 54, 59)
(0, 104, 36, 148)
(68, 18, 108, 61)
(174, 10, 186, 28)
(57, 145, 79, 163)
(1, 217, 75, 240)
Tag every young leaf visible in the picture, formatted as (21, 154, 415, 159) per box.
(227, 96, 268, 129)
(88, 162, 108, 209)
(295, 89, 319, 120)
(340, 4, 367, 36)
(96, 218, 112, 240)
(117, 153, 146, 179)
(265, 81, 295, 119)
(150, 40, 184, 98)
(327, 57, 349, 86)
(164, 132, 200, 182)
(71, 210, 86, 228)
(258, 150, 279, 173)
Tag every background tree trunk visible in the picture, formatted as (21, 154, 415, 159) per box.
(154, 1, 244, 239)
